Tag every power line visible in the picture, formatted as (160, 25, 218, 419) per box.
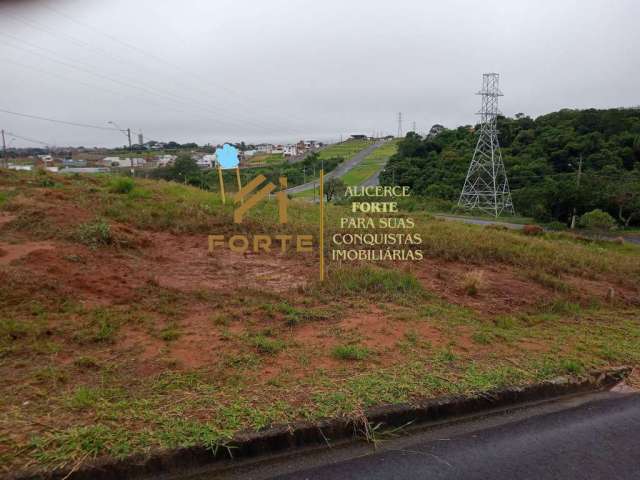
(0, 32, 293, 134)
(4, 131, 52, 147)
(40, 4, 312, 129)
(2, 8, 308, 134)
(0, 108, 120, 131)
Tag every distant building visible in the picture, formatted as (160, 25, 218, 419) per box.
(271, 145, 284, 154)
(101, 156, 145, 167)
(156, 154, 177, 166)
(197, 154, 217, 168)
(60, 167, 111, 174)
(62, 158, 87, 167)
(256, 144, 273, 153)
(350, 134, 368, 140)
(283, 144, 298, 157)
(8, 164, 33, 171)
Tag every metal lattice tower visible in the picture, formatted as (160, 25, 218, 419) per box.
(458, 73, 514, 216)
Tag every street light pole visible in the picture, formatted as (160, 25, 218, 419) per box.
(1, 129, 6, 168)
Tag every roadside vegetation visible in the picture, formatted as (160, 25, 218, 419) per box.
(381, 108, 640, 229)
(0, 170, 638, 475)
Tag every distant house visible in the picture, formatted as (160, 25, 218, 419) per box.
(256, 144, 273, 153)
(197, 154, 217, 168)
(350, 134, 368, 140)
(101, 156, 121, 166)
(156, 154, 177, 166)
(271, 145, 284, 154)
(283, 144, 298, 157)
(101, 156, 145, 167)
(62, 158, 87, 167)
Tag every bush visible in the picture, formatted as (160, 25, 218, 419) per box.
(108, 177, 135, 194)
(578, 209, 617, 231)
(76, 219, 112, 247)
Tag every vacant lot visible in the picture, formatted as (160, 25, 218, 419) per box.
(0, 171, 639, 475)
(341, 139, 400, 186)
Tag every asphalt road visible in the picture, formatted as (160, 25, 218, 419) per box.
(434, 214, 525, 230)
(272, 391, 640, 480)
(285, 141, 387, 194)
(193, 389, 640, 480)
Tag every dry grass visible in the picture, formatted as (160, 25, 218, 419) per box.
(461, 270, 485, 296)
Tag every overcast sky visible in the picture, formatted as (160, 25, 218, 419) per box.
(0, 0, 638, 148)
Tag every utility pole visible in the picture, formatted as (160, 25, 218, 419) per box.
(1, 129, 6, 168)
(570, 154, 583, 229)
(397, 112, 403, 138)
(412, 121, 417, 133)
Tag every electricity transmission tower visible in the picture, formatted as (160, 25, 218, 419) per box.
(397, 112, 403, 138)
(458, 73, 514, 216)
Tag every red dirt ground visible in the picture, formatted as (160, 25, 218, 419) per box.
(1, 207, 636, 377)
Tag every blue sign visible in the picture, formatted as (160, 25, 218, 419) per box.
(217, 143, 239, 169)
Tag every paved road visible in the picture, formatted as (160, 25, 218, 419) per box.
(435, 214, 525, 230)
(195, 389, 640, 480)
(435, 214, 640, 244)
(275, 391, 640, 480)
(286, 141, 387, 194)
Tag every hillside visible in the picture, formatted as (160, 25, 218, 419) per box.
(1, 170, 639, 474)
(381, 108, 640, 225)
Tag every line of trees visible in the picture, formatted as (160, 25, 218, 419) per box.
(380, 108, 640, 226)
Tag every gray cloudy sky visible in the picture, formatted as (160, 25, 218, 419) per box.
(0, 0, 638, 148)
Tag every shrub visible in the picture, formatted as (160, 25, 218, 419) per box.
(108, 177, 135, 194)
(76, 219, 112, 247)
(578, 209, 617, 231)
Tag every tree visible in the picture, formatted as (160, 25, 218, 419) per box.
(610, 175, 640, 227)
(324, 177, 346, 202)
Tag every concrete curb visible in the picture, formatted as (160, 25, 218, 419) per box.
(9, 366, 632, 480)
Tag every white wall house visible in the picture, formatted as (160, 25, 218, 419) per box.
(197, 154, 217, 168)
(256, 144, 273, 153)
(156, 154, 177, 166)
(283, 144, 298, 156)
(101, 157, 146, 167)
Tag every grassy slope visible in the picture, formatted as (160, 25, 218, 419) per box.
(341, 139, 400, 186)
(0, 170, 639, 473)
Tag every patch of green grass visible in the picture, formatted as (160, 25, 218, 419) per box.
(67, 386, 101, 411)
(72, 308, 131, 344)
(250, 335, 285, 355)
(76, 218, 112, 247)
(73, 356, 101, 370)
(108, 176, 135, 194)
(159, 324, 181, 341)
(332, 344, 370, 360)
(526, 270, 571, 293)
(317, 266, 424, 302)
(263, 301, 334, 326)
